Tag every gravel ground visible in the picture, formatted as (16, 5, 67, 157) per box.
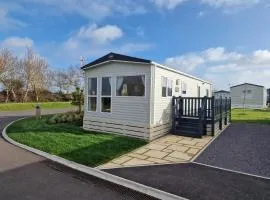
(106, 163, 270, 200)
(195, 123, 270, 177)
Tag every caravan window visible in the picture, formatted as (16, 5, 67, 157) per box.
(101, 77, 111, 112)
(116, 75, 145, 96)
(182, 82, 187, 94)
(161, 77, 173, 97)
(88, 77, 97, 111)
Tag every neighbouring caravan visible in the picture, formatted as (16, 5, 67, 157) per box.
(214, 90, 230, 99)
(230, 83, 267, 109)
(81, 52, 212, 140)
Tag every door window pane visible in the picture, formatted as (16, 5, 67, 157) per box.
(102, 77, 111, 96)
(116, 75, 145, 96)
(88, 78, 97, 95)
(88, 97, 97, 111)
(101, 97, 111, 112)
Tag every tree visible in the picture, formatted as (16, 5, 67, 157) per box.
(0, 48, 20, 102)
(71, 87, 84, 113)
(53, 70, 69, 94)
(22, 48, 49, 102)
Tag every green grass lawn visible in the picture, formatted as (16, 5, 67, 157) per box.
(0, 102, 74, 111)
(232, 108, 270, 124)
(7, 116, 147, 167)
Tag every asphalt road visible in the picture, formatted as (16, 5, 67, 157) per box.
(195, 123, 270, 177)
(106, 163, 270, 200)
(0, 113, 156, 200)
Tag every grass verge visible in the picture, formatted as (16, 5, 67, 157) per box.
(0, 102, 73, 111)
(6, 116, 147, 167)
(232, 108, 270, 124)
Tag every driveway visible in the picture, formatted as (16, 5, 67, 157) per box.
(195, 123, 270, 178)
(106, 163, 270, 200)
(106, 123, 270, 200)
(0, 113, 155, 200)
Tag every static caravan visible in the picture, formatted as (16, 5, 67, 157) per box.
(214, 90, 230, 99)
(230, 83, 267, 109)
(81, 52, 212, 141)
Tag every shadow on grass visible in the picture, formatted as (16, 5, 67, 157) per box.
(58, 138, 143, 167)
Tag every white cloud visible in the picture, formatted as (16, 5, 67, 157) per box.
(165, 54, 205, 72)
(165, 47, 242, 72)
(54, 22, 152, 63)
(0, 36, 34, 57)
(164, 47, 270, 89)
(201, 0, 260, 8)
(22, 0, 146, 20)
(150, 0, 188, 10)
(201, 0, 261, 13)
(89, 25, 123, 44)
(67, 23, 123, 45)
(1, 36, 33, 48)
(0, 7, 27, 30)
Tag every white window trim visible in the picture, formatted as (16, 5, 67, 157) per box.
(100, 76, 112, 113)
(115, 74, 146, 98)
(87, 77, 98, 113)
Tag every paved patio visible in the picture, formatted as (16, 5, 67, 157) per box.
(99, 135, 212, 169)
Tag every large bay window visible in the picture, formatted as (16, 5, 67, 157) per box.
(101, 77, 111, 112)
(116, 75, 145, 96)
(88, 77, 97, 111)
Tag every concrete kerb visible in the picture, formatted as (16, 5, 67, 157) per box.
(2, 118, 188, 200)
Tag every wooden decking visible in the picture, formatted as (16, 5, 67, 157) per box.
(172, 96, 231, 138)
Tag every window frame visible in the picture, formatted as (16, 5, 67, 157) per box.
(167, 79, 173, 97)
(87, 77, 98, 112)
(100, 76, 112, 113)
(115, 74, 146, 97)
(181, 82, 187, 95)
(161, 76, 173, 97)
(161, 76, 167, 97)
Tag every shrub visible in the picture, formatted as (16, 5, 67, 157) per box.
(47, 112, 83, 125)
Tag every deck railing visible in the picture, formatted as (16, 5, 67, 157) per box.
(172, 96, 231, 136)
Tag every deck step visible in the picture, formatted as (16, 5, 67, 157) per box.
(176, 125, 199, 131)
(173, 129, 202, 138)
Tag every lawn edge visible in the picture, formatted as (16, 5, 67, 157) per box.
(2, 118, 187, 200)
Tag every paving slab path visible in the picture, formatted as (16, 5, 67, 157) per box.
(0, 113, 156, 200)
(195, 123, 270, 178)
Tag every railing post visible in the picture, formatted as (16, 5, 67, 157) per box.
(229, 98, 232, 123)
(211, 96, 215, 136)
(219, 98, 223, 130)
(198, 107, 203, 136)
(172, 96, 176, 132)
(224, 97, 228, 125)
(179, 96, 183, 122)
(203, 96, 207, 135)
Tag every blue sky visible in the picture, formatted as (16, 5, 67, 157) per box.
(1, 0, 270, 89)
